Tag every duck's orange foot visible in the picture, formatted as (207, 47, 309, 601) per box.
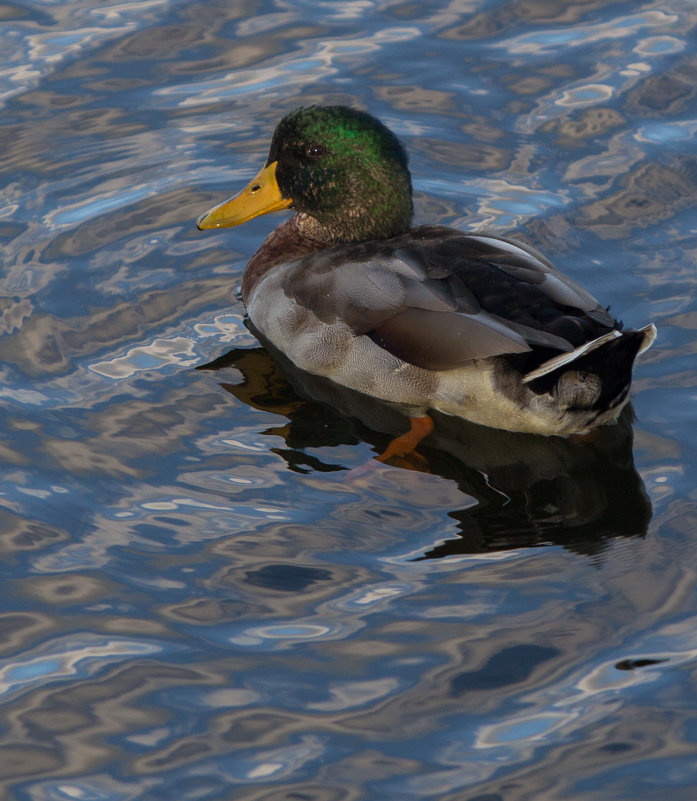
(376, 415, 434, 469)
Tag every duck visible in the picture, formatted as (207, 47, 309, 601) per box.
(196, 104, 655, 444)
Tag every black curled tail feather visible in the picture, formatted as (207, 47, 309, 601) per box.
(525, 325, 655, 413)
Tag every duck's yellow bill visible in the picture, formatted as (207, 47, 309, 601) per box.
(196, 161, 292, 230)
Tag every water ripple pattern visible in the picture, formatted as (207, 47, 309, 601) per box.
(0, 1, 696, 800)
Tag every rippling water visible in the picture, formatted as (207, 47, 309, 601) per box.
(1, 1, 697, 799)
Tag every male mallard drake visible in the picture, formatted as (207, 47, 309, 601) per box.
(197, 105, 655, 438)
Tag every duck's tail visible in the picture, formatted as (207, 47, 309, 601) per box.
(523, 323, 656, 417)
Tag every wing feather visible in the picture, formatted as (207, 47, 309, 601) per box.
(281, 227, 618, 372)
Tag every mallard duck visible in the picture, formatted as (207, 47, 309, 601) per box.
(196, 105, 655, 441)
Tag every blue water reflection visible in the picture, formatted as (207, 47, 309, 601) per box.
(1, 0, 697, 799)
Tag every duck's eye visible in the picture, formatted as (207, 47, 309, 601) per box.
(306, 144, 324, 158)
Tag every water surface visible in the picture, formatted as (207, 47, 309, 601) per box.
(1, 1, 697, 799)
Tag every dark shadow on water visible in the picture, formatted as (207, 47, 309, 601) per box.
(199, 342, 652, 560)
(450, 644, 560, 695)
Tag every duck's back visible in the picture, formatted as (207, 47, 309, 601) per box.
(244, 223, 654, 435)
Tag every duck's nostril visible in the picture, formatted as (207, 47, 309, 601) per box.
(250, 184, 261, 193)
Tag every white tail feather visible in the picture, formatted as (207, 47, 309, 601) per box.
(637, 323, 657, 354)
(522, 323, 656, 384)
(522, 330, 622, 384)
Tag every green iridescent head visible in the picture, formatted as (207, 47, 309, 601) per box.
(196, 105, 414, 243)
(269, 105, 413, 242)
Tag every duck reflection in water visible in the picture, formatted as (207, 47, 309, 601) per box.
(199, 338, 652, 560)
